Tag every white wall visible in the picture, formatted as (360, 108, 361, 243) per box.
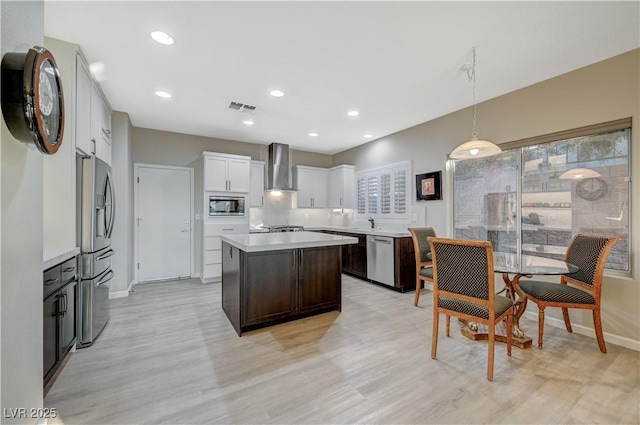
(111, 111, 134, 294)
(42, 37, 78, 261)
(1, 1, 45, 422)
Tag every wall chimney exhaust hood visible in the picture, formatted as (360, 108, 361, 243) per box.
(266, 143, 297, 191)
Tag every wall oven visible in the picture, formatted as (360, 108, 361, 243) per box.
(209, 196, 245, 216)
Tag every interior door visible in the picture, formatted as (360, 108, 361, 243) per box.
(137, 166, 192, 282)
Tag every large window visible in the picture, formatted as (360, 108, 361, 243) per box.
(452, 121, 631, 272)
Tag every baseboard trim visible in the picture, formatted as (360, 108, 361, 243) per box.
(522, 311, 640, 352)
(109, 281, 136, 299)
(109, 290, 129, 299)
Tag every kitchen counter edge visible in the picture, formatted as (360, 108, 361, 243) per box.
(304, 226, 411, 238)
(43, 247, 81, 270)
(221, 231, 358, 252)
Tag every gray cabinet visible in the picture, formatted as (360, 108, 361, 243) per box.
(43, 256, 78, 388)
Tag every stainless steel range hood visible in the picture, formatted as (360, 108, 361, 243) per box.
(266, 143, 297, 191)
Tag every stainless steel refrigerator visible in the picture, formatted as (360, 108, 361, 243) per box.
(76, 155, 115, 347)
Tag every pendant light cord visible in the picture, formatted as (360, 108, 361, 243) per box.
(469, 46, 478, 139)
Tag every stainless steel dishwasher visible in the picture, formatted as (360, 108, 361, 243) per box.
(366, 235, 395, 287)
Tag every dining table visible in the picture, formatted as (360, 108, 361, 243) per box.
(461, 252, 579, 348)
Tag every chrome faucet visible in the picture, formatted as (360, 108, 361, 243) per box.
(368, 217, 375, 229)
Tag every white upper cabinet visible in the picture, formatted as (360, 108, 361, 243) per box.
(90, 84, 112, 166)
(294, 166, 328, 208)
(328, 165, 355, 209)
(203, 152, 250, 193)
(76, 54, 111, 165)
(249, 160, 265, 207)
(75, 60, 93, 156)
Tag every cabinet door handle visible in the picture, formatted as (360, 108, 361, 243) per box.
(63, 292, 68, 316)
(340, 197, 343, 206)
(57, 292, 66, 316)
(44, 277, 59, 286)
(62, 267, 76, 273)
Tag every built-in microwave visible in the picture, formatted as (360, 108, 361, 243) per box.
(209, 196, 245, 216)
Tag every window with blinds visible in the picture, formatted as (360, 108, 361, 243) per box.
(356, 177, 367, 214)
(355, 161, 410, 220)
(380, 172, 391, 214)
(394, 169, 407, 214)
(367, 176, 378, 214)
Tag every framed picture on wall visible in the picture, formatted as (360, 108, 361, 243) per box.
(416, 171, 442, 201)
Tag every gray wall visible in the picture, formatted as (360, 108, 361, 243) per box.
(111, 112, 134, 294)
(131, 128, 333, 278)
(132, 127, 332, 168)
(334, 49, 640, 346)
(1, 1, 45, 422)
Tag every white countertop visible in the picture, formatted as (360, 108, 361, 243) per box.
(304, 226, 411, 238)
(222, 231, 358, 252)
(43, 247, 80, 270)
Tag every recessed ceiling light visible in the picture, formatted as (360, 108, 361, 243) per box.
(270, 89, 284, 98)
(151, 31, 174, 45)
(243, 120, 254, 126)
(347, 110, 359, 117)
(309, 132, 318, 137)
(155, 90, 172, 99)
(364, 134, 373, 138)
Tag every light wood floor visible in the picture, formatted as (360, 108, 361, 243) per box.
(45, 275, 639, 424)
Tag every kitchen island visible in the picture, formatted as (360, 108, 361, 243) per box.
(221, 231, 358, 335)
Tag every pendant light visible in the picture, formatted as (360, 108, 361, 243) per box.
(450, 47, 502, 160)
(559, 168, 601, 179)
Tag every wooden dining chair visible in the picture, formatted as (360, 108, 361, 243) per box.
(518, 233, 621, 352)
(428, 237, 513, 381)
(408, 227, 436, 306)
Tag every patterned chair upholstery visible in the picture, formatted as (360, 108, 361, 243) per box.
(518, 233, 621, 353)
(428, 237, 513, 381)
(408, 227, 436, 306)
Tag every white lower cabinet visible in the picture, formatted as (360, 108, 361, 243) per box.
(202, 222, 247, 282)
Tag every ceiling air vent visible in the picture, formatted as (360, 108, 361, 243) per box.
(227, 101, 257, 113)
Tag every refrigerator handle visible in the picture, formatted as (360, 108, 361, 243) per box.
(96, 269, 114, 286)
(104, 171, 116, 238)
(96, 249, 115, 261)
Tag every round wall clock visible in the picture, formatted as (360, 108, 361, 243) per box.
(576, 177, 608, 201)
(1, 46, 65, 155)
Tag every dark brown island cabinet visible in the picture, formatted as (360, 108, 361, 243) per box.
(221, 233, 356, 335)
(43, 255, 78, 389)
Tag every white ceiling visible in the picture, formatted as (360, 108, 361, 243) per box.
(44, 1, 639, 155)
